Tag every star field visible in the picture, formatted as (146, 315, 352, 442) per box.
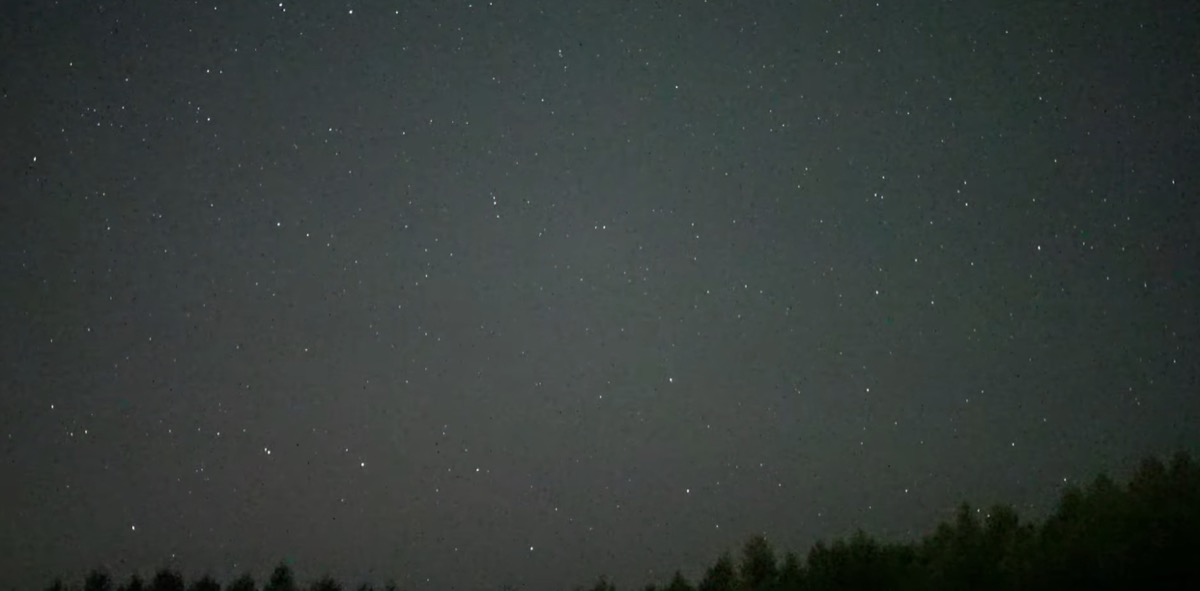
(2, 2, 1198, 591)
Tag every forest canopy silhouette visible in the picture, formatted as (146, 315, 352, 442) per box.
(40, 452, 1200, 591)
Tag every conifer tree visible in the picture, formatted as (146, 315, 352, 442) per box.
(149, 570, 184, 591)
(698, 553, 736, 591)
(264, 564, 296, 591)
(226, 574, 255, 591)
(738, 535, 778, 591)
(188, 576, 220, 591)
(663, 570, 691, 591)
(85, 570, 113, 591)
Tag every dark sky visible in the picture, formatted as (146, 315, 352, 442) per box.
(2, 1, 1198, 590)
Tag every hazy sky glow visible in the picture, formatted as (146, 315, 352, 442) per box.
(2, 2, 1197, 591)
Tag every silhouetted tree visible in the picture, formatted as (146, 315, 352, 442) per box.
(225, 574, 255, 591)
(1166, 451, 1200, 584)
(1137, 453, 1200, 587)
(922, 503, 991, 590)
(308, 576, 340, 591)
(803, 540, 840, 591)
(775, 552, 803, 591)
(188, 576, 220, 591)
(980, 504, 1033, 590)
(149, 570, 184, 591)
(85, 571, 113, 591)
(117, 575, 145, 591)
(588, 576, 615, 591)
(33, 452, 1200, 591)
(264, 564, 296, 591)
(738, 535, 778, 591)
(663, 570, 692, 591)
(698, 552, 736, 591)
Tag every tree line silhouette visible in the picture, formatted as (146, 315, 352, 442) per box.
(41, 452, 1200, 591)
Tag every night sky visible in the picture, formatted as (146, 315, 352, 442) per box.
(2, 1, 1198, 591)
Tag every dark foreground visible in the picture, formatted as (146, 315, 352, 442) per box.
(42, 452, 1200, 591)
